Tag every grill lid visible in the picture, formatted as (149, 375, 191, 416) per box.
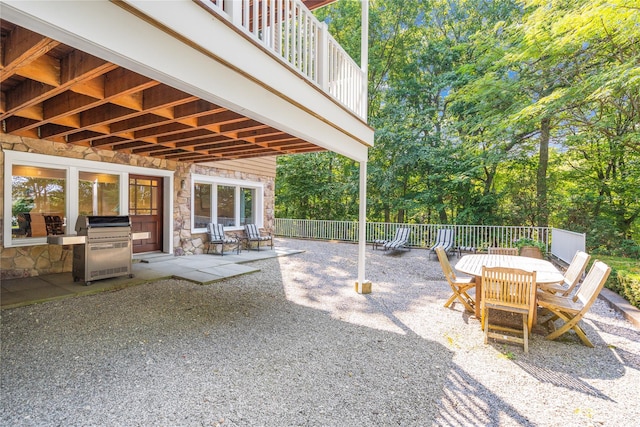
(76, 215, 131, 232)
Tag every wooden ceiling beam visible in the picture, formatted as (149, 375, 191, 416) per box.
(197, 110, 246, 128)
(0, 21, 324, 163)
(1, 26, 60, 81)
(219, 119, 267, 134)
(142, 84, 197, 110)
(194, 140, 248, 151)
(173, 134, 232, 147)
(4, 115, 38, 133)
(110, 140, 153, 151)
(237, 127, 284, 140)
(133, 122, 193, 139)
(12, 54, 61, 87)
(89, 135, 129, 147)
(0, 49, 117, 120)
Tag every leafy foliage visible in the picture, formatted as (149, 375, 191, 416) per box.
(275, 0, 639, 256)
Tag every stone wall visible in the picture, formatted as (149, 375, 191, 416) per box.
(1, 135, 275, 278)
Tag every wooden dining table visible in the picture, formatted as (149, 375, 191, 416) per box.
(455, 254, 564, 318)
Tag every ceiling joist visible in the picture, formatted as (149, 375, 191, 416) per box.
(1, 20, 324, 163)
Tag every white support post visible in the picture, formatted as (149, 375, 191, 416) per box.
(361, 0, 369, 119)
(355, 160, 371, 294)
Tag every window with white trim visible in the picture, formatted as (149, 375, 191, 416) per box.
(4, 150, 172, 248)
(192, 175, 263, 231)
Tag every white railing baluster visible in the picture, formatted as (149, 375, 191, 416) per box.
(197, 0, 366, 120)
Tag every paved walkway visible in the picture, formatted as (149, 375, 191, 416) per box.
(1, 247, 302, 310)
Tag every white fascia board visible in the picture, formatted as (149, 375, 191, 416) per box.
(1, 0, 372, 162)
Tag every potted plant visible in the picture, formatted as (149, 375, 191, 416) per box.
(514, 238, 546, 259)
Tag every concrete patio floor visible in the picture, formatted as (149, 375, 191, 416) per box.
(1, 247, 302, 310)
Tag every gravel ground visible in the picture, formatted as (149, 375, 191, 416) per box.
(2, 238, 639, 426)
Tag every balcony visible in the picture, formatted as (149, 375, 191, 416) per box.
(0, 0, 373, 163)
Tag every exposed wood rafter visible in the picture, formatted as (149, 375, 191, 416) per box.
(0, 20, 325, 163)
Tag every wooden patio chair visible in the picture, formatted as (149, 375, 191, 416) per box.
(428, 228, 455, 259)
(206, 223, 240, 255)
(244, 224, 273, 250)
(436, 246, 475, 313)
(538, 250, 591, 298)
(373, 227, 411, 251)
(537, 260, 611, 347)
(487, 247, 519, 256)
(481, 266, 536, 353)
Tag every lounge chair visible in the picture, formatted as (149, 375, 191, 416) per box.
(481, 266, 537, 353)
(537, 260, 611, 347)
(436, 246, 475, 313)
(244, 224, 273, 250)
(373, 227, 411, 251)
(206, 223, 240, 255)
(428, 228, 455, 259)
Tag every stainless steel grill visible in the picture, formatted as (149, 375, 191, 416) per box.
(72, 215, 133, 285)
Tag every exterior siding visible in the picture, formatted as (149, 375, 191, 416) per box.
(201, 157, 276, 178)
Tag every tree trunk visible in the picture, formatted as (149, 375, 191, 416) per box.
(537, 117, 550, 227)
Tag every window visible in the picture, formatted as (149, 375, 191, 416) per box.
(192, 176, 263, 232)
(4, 150, 173, 248)
(217, 185, 236, 227)
(79, 172, 120, 216)
(194, 183, 211, 229)
(11, 165, 66, 239)
(129, 177, 159, 215)
(241, 187, 255, 225)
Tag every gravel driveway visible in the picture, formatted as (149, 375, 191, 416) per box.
(2, 238, 639, 426)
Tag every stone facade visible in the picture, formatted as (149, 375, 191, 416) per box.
(1, 135, 275, 279)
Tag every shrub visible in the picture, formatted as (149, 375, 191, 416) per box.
(597, 256, 640, 310)
(513, 238, 547, 257)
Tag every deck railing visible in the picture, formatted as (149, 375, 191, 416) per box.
(274, 218, 555, 254)
(200, 0, 366, 119)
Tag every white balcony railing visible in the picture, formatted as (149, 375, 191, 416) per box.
(273, 218, 576, 257)
(199, 0, 366, 120)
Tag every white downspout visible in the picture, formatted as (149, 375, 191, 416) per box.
(355, 1, 371, 294)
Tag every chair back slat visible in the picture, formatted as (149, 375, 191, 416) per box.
(488, 247, 518, 256)
(575, 260, 611, 308)
(208, 223, 225, 241)
(563, 251, 591, 291)
(435, 246, 456, 282)
(435, 229, 454, 247)
(395, 227, 410, 242)
(482, 267, 536, 311)
(245, 224, 260, 239)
